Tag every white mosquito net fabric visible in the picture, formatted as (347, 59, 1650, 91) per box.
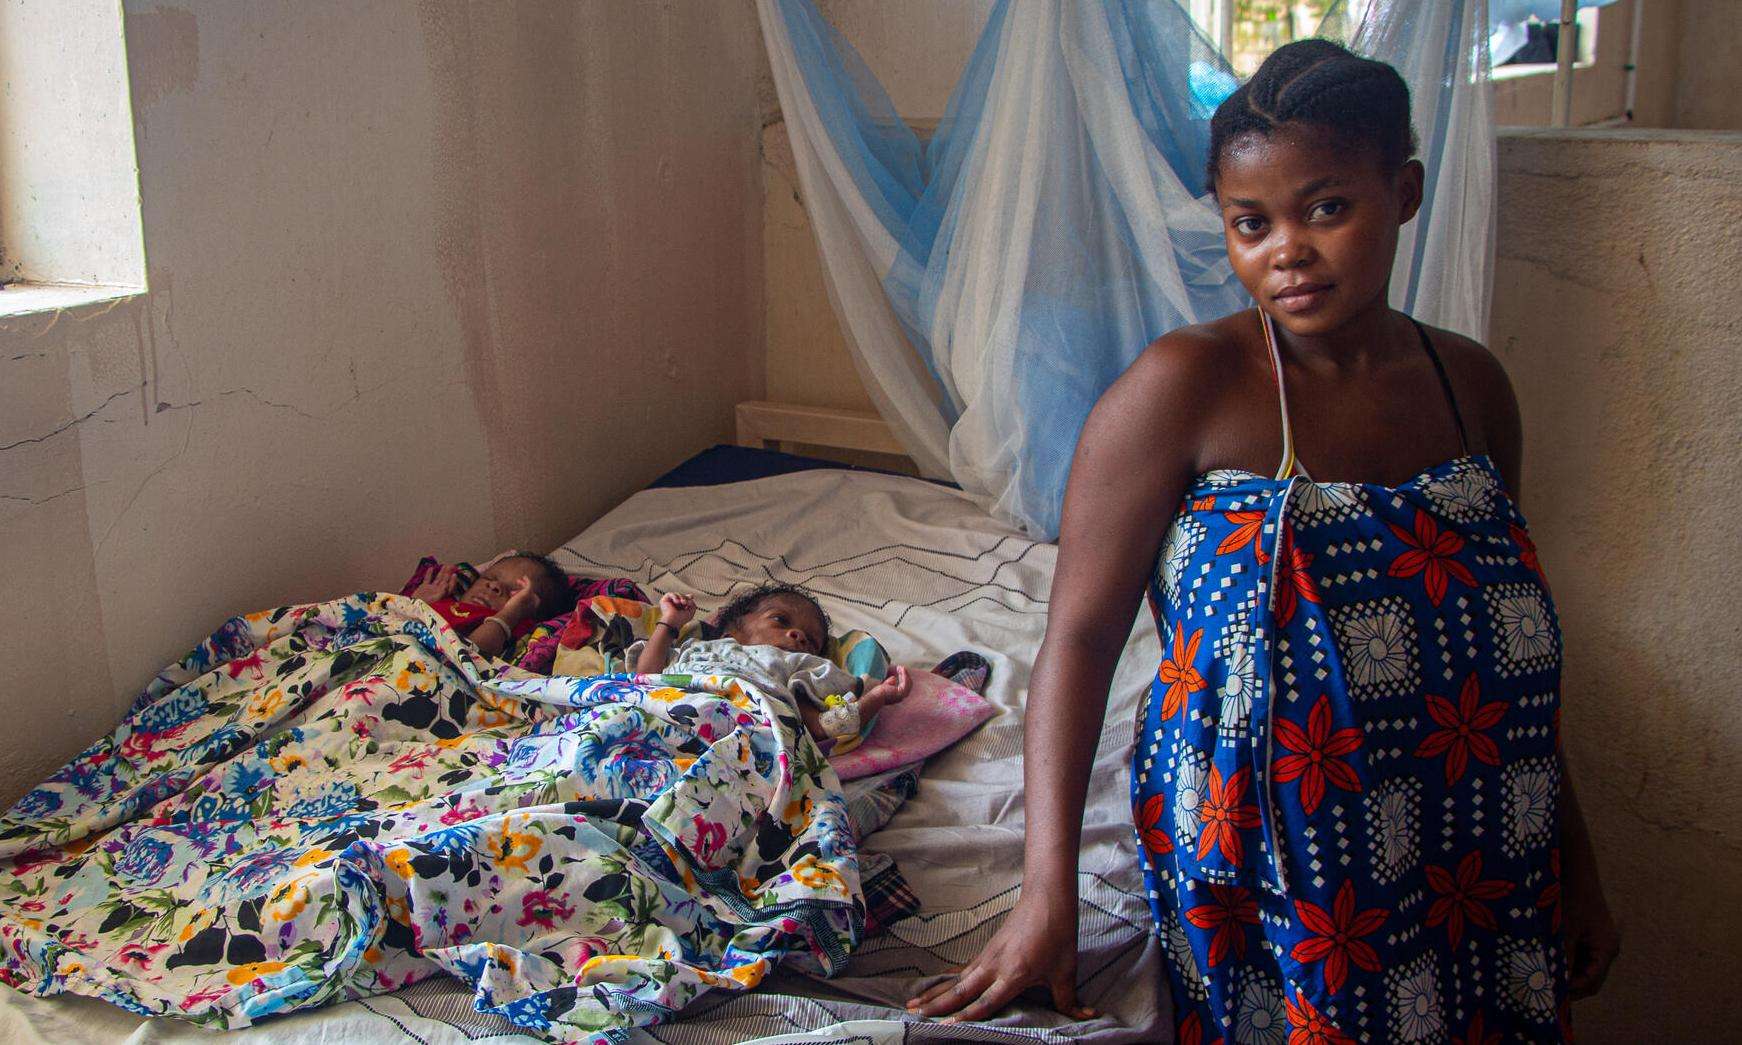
(758, 0, 1495, 538)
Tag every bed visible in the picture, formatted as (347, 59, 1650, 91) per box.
(0, 443, 1170, 1044)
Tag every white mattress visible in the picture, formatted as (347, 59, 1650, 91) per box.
(0, 466, 1169, 1044)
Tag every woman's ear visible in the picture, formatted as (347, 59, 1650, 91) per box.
(1397, 159, 1425, 225)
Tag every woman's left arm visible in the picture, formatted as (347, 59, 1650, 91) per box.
(1470, 340, 1620, 1000)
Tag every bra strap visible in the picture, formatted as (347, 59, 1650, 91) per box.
(1260, 311, 1308, 481)
(1410, 319, 1471, 456)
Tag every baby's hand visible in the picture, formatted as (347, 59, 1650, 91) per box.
(863, 665, 911, 705)
(503, 575, 542, 620)
(659, 593, 696, 628)
(409, 564, 460, 604)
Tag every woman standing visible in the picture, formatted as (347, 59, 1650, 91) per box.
(908, 40, 1617, 1042)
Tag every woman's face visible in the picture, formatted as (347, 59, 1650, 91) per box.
(1216, 127, 1422, 339)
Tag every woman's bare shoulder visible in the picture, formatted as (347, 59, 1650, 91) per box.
(1082, 312, 1255, 481)
(1414, 322, 1522, 466)
(1122, 312, 1254, 401)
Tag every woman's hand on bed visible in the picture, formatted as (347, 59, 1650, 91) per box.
(904, 891, 1095, 1024)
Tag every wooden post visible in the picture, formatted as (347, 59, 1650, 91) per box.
(1551, 0, 1578, 127)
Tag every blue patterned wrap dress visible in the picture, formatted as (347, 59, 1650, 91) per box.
(1130, 318, 1569, 1044)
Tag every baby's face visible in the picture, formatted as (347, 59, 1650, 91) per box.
(461, 559, 539, 612)
(727, 595, 826, 655)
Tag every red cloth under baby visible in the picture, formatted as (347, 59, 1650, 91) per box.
(428, 599, 537, 639)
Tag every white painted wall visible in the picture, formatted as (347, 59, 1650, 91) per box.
(0, 0, 767, 804)
(0, 0, 145, 286)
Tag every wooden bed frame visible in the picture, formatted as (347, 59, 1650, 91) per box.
(734, 400, 909, 460)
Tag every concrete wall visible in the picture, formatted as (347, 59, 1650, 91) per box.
(812, 0, 993, 122)
(1673, 0, 1742, 129)
(1491, 127, 1742, 1043)
(0, 0, 766, 805)
(762, 119, 872, 415)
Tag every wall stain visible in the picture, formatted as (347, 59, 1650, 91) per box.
(414, 1, 508, 539)
(125, 5, 200, 109)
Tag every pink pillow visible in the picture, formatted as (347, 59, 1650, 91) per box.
(830, 669, 995, 780)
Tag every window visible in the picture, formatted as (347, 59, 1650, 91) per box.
(0, 0, 146, 315)
(1188, 1, 1376, 77)
(1188, 0, 1641, 130)
(1492, 2, 1635, 127)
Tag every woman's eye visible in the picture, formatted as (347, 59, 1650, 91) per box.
(1232, 216, 1264, 236)
(1308, 200, 1346, 221)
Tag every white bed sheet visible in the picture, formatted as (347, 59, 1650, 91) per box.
(0, 467, 1170, 1044)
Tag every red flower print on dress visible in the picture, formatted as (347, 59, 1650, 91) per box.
(1218, 509, 1270, 564)
(1136, 793, 1174, 856)
(1452, 1010, 1503, 1045)
(1177, 1010, 1226, 1045)
(1537, 848, 1562, 932)
(1414, 672, 1507, 785)
(1186, 884, 1259, 966)
(1387, 509, 1475, 606)
(1273, 694, 1363, 814)
(1509, 522, 1551, 591)
(1196, 764, 1262, 863)
(1291, 879, 1387, 993)
(1273, 523, 1321, 627)
(1425, 850, 1514, 947)
(1158, 626, 1208, 720)
(1285, 989, 1356, 1045)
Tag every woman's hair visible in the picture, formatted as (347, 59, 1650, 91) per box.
(1206, 38, 1416, 193)
(710, 582, 831, 644)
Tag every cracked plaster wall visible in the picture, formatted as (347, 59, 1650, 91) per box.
(0, 0, 766, 803)
(1489, 127, 1742, 1042)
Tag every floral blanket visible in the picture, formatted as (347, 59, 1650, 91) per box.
(0, 594, 864, 1042)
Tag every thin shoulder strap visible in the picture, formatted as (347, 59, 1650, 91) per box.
(1410, 318, 1471, 456)
(1260, 311, 1309, 481)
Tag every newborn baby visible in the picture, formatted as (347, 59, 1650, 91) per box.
(635, 583, 909, 753)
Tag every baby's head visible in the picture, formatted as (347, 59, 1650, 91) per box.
(461, 553, 571, 616)
(714, 583, 830, 656)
